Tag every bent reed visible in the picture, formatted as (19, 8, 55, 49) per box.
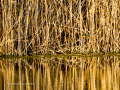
(0, 0, 120, 56)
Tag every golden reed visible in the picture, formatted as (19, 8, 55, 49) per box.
(0, 0, 119, 56)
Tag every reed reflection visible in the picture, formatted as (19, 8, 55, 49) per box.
(0, 56, 120, 90)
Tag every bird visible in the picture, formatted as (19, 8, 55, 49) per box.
(82, 33, 89, 38)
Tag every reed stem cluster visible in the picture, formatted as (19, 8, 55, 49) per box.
(0, 0, 120, 55)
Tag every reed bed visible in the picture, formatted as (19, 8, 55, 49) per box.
(0, 0, 120, 56)
(0, 56, 120, 90)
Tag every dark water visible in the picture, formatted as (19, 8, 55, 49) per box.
(0, 55, 120, 90)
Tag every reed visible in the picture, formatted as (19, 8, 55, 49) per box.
(0, 0, 119, 56)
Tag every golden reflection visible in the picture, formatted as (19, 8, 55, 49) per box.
(0, 56, 120, 90)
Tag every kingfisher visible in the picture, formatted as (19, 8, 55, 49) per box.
(82, 33, 89, 38)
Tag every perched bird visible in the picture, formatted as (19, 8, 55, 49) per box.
(82, 33, 89, 38)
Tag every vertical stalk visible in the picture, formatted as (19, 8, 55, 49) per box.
(0, 0, 3, 53)
(64, 0, 67, 50)
(18, 15, 21, 55)
(70, 0, 73, 53)
(25, 0, 29, 55)
(79, 0, 82, 53)
(10, 0, 14, 55)
(91, 0, 95, 52)
(19, 59, 22, 90)
(31, 0, 34, 54)
(5, 6, 8, 55)
(41, 0, 44, 52)
(35, 0, 39, 51)
(45, 0, 49, 53)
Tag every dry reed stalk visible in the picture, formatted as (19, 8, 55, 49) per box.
(95, 0, 99, 53)
(31, 0, 35, 54)
(10, 0, 14, 55)
(18, 14, 21, 55)
(105, 0, 109, 52)
(91, 0, 95, 52)
(79, 0, 83, 53)
(45, 0, 49, 53)
(25, 0, 29, 55)
(3, 4, 7, 55)
(69, 0, 73, 53)
(8, 0, 12, 55)
(40, 0, 43, 52)
(35, 0, 40, 52)
(0, 0, 2, 42)
(1, 1, 4, 54)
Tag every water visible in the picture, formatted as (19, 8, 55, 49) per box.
(0, 55, 120, 90)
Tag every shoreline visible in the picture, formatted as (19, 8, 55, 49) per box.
(0, 53, 120, 59)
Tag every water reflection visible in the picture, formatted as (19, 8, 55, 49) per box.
(0, 56, 120, 90)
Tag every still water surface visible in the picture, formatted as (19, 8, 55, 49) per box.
(0, 55, 120, 90)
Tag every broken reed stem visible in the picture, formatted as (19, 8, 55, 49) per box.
(0, 0, 119, 56)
